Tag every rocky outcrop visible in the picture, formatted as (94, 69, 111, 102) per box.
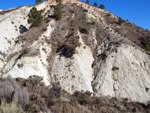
(0, 2, 53, 83)
(94, 44, 150, 103)
(51, 35, 94, 93)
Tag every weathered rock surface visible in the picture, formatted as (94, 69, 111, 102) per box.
(51, 36, 94, 93)
(94, 44, 150, 103)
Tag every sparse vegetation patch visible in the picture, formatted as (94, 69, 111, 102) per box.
(107, 13, 111, 16)
(91, 21, 96, 25)
(141, 41, 150, 51)
(100, 4, 105, 9)
(36, 0, 43, 4)
(54, 3, 63, 21)
(79, 28, 88, 34)
(27, 7, 43, 27)
(118, 17, 124, 25)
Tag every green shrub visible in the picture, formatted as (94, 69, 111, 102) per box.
(141, 41, 150, 51)
(36, 0, 43, 4)
(0, 101, 24, 113)
(100, 4, 105, 9)
(25, 102, 40, 113)
(118, 17, 124, 25)
(94, 2, 98, 7)
(27, 7, 43, 27)
(120, 34, 123, 37)
(85, 0, 89, 4)
(54, 3, 63, 21)
(145, 29, 149, 32)
(91, 21, 96, 25)
(107, 13, 111, 16)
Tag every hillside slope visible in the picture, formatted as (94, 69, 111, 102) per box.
(0, 1, 150, 104)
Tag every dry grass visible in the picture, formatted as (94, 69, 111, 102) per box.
(0, 101, 24, 113)
(0, 76, 29, 107)
(14, 76, 150, 113)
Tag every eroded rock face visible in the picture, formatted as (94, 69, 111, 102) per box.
(0, 1, 150, 103)
(2, 20, 55, 85)
(51, 36, 94, 93)
(0, 2, 54, 84)
(94, 44, 150, 103)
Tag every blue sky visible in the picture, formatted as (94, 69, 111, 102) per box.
(0, 0, 150, 30)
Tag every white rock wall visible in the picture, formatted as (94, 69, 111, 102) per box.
(0, 7, 30, 53)
(94, 44, 150, 103)
(0, 1, 49, 54)
(51, 35, 94, 94)
(0, 1, 150, 103)
(0, 2, 53, 83)
(1, 20, 55, 86)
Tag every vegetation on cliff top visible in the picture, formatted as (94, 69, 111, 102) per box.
(54, 3, 63, 21)
(27, 7, 43, 27)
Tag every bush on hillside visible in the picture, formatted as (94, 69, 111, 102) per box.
(107, 13, 111, 16)
(145, 29, 149, 32)
(94, 2, 98, 7)
(118, 17, 124, 25)
(27, 7, 43, 27)
(91, 21, 96, 25)
(85, 0, 89, 4)
(0, 76, 29, 107)
(25, 102, 40, 113)
(141, 41, 150, 51)
(0, 101, 24, 113)
(100, 4, 105, 9)
(36, 0, 43, 4)
(54, 3, 63, 21)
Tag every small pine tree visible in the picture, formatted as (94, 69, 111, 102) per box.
(91, 21, 96, 25)
(100, 4, 105, 9)
(94, 2, 98, 7)
(118, 17, 124, 25)
(85, 0, 89, 4)
(36, 0, 43, 4)
(107, 13, 111, 16)
(27, 7, 43, 27)
(54, 3, 63, 21)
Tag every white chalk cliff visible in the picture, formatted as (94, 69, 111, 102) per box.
(0, 1, 150, 103)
